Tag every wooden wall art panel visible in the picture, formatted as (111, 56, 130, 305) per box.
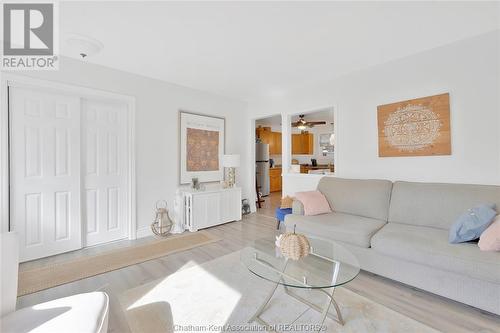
(377, 93, 451, 157)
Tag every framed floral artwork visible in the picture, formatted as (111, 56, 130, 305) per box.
(179, 111, 225, 184)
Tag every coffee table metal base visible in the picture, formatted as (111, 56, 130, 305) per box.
(248, 283, 344, 332)
(248, 253, 344, 332)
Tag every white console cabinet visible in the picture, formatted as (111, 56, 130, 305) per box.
(181, 187, 242, 232)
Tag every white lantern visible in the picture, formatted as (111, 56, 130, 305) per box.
(151, 200, 173, 237)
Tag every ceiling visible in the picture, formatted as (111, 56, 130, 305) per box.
(256, 108, 334, 127)
(256, 115, 282, 127)
(59, 1, 500, 101)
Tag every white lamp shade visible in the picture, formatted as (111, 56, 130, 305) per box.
(223, 154, 240, 167)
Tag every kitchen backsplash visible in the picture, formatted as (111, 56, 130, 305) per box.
(269, 155, 282, 166)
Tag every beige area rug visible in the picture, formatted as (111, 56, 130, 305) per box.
(18, 231, 220, 297)
(119, 251, 440, 333)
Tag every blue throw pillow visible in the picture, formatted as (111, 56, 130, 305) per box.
(449, 204, 497, 244)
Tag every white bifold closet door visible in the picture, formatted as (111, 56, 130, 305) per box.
(82, 99, 129, 247)
(10, 88, 129, 262)
(10, 87, 82, 262)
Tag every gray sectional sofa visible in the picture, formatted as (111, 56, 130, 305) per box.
(285, 177, 500, 315)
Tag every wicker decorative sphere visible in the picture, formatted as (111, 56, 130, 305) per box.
(280, 196, 294, 209)
(279, 227, 310, 260)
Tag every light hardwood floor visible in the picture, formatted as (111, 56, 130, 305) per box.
(256, 191, 282, 224)
(18, 213, 500, 333)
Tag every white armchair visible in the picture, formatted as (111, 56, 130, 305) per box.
(0, 232, 109, 333)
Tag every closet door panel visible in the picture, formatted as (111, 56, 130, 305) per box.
(10, 87, 82, 262)
(82, 99, 129, 246)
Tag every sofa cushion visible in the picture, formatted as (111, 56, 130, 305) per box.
(292, 200, 305, 215)
(285, 212, 386, 248)
(479, 215, 500, 252)
(371, 223, 500, 284)
(449, 204, 497, 243)
(1, 292, 109, 333)
(294, 190, 332, 215)
(317, 177, 393, 221)
(389, 181, 500, 230)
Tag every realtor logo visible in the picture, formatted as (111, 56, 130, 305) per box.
(2, 2, 59, 70)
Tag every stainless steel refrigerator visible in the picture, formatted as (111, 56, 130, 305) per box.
(256, 142, 270, 196)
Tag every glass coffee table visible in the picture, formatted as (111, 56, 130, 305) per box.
(241, 236, 360, 331)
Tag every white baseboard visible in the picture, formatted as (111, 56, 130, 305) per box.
(136, 225, 154, 238)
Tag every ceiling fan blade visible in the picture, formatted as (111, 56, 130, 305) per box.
(306, 121, 327, 125)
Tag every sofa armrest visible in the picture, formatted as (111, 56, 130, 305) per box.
(292, 200, 304, 215)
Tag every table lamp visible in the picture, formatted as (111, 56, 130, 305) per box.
(223, 154, 240, 187)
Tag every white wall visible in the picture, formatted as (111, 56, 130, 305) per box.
(2, 57, 250, 234)
(246, 30, 500, 199)
(282, 174, 324, 197)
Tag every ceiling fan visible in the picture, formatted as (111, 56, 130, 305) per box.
(292, 115, 327, 130)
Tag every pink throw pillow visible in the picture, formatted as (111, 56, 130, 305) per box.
(478, 215, 500, 251)
(294, 190, 332, 216)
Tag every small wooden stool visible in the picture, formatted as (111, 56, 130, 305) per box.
(255, 181, 265, 208)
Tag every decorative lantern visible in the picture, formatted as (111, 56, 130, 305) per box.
(242, 199, 251, 215)
(151, 200, 173, 237)
(279, 225, 310, 260)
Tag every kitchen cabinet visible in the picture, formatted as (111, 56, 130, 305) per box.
(256, 127, 282, 155)
(270, 132, 282, 155)
(256, 128, 312, 155)
(292, 133, 314, 155)
(292, 134, 302, 154)
(269, 167, 282, 192)
(256, 127, 272, 145)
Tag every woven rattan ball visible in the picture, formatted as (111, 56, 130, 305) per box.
(279, 228, 310, 260)
(280, 196, 294, 209)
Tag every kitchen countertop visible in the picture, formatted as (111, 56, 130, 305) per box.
(268, 164, 334, 169)
(300, 164, 333, 169)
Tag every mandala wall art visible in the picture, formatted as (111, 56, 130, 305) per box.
(377, 93, 451, 157)
(180, 111, 225, 184)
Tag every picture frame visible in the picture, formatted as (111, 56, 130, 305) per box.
(319, 133, 334, 156)
(377, 93, 451, 157)
(179, 111, 225, 184)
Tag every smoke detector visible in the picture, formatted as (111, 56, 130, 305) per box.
(65, 33, 104, 59)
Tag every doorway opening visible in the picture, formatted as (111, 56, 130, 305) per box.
(288, 108, 335, 175)
(254, 114, 282, 220)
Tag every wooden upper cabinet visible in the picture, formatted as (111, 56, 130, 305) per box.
(270, 132, 282, 155)
(292, 133, 314, 154)
(291, 134, 302, 154)
(303, 133, 314, 154)
(256, 127, 271, 143)
(256, 127, 282, 155)
(257, 127, 314, 155)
